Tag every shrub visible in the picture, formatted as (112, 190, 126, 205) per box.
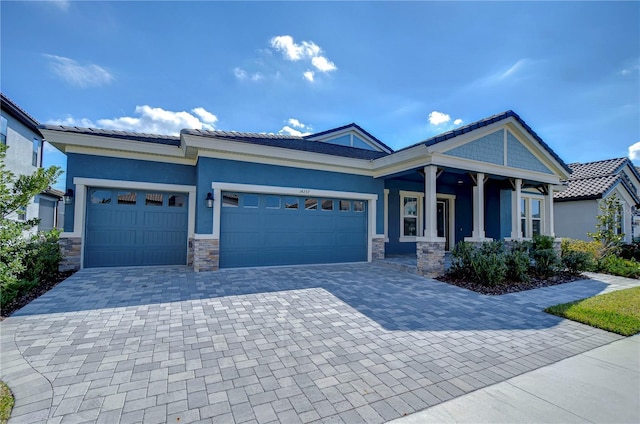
(531, 235, 560, 279)
(450, 241, 474, 279)
(562, 251, 593, 275)
(506, 244, 531, 283)
(20, 230, 61, 284)
(450, 241, 507, 286)
(598, 256, 640, 279)
(619, 243, 640, 262)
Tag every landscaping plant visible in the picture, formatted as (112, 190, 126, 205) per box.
(0, 144, 62, 309)
(531, 235, 560, 279)
(588, 193, 624, 256)
(505, 241, 531, 283)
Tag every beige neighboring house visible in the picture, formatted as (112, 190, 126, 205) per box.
(1, 93, 63, 233)
(554, 157, 640, 243)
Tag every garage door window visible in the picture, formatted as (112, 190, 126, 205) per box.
(266, 196, 280, 209)
(285, 197, 298, 209)
(145, 193, 163, 206)
(354, 201, 364, 212)
(339, 200, 350, 211)
(91, 189, 112, 204)
(322, 199, 333, 211)
(305, 198, 317, 210)
(168, 195, 185, 207)
(223, 193, 239, 207)
(118, 192, 137, 205)
(244, 194, 259, 208)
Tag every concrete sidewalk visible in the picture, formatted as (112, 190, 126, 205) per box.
(390, 334, 640, 424)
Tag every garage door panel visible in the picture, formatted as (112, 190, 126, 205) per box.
(85, 188, 188, 267)
(220, 192, 367, 268)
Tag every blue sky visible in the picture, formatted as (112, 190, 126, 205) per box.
(2, 1, 639, 190)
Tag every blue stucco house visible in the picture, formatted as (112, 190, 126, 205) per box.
(40, 110, 571, 276)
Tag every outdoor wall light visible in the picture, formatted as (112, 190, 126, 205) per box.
(205, 192, 214, 208)
(63, 188, 74, 205)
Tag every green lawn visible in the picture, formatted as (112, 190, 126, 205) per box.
(0, 381, 13, 424)
(545, 286, 640, 336)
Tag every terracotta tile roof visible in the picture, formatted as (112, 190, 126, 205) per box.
(554, 157, 640, 203)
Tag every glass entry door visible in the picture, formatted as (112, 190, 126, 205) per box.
(436, 199, 450, 251)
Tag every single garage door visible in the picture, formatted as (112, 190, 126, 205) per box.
(220, 192, 367, 268)
(84, 188, 188, 267)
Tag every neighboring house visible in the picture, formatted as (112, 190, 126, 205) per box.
(554, 157, 640, 243)
(1, 93, 62, 234)
(40, 110, 571, 276)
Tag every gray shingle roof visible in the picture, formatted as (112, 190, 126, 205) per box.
(182, 129, 389, 160)
(396, 110, 572, 174)
(554, 157, 640, 203)
(1, 92, 41, 136)
(38, 125, 181, 147)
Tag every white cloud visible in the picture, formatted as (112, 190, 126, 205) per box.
(620, 64, 639, 76)
(47, 105, 219, 135)
(303, 70, 315, 82)
(44, 54, 113, 88)
(251, 72, 264, 81)
(270, 35, 337, 81)
(192, 107, 218, 125)
(48, 0, 70, 11)
(287, 118, 305, 128)
(311, 56, 337, 72)
(628, 141, 640, 161)
(234, 67, 248, 79)
(428, 111, 451, 126)
(499, 59, 528, 80)
(278, 118, 312, 136)
(453, 118, 463, 126)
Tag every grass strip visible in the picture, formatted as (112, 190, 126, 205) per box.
(545, 286, 640, 336)
(0, 381, 14, 424)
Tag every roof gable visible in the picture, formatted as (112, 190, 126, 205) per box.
(304, 123, 393, 153)
(397, 110, 571, 175)
(1, 93, 42, 136)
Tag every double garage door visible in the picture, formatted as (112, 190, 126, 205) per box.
(220, 192, 368, 268)
(84, 188, 188, 267)
(84, 188, 368, 269)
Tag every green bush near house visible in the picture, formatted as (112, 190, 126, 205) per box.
(545, 286, 640, 336)
(597, 255, 640, 279)
(531, 235, 561, 279)
(562, 250, 594, 276)
(505, 241, 531, 283)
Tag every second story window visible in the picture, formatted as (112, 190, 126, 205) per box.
(32, 138, 41, 167)
(0, 116, 7, 145)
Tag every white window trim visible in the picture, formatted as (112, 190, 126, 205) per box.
(520, 193, 544, 239)
(211, 182, 379, 262)
(63, 177, 197, 269)
(399, 190, 424, 242)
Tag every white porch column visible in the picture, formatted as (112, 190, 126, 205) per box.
(465, 172, 490, 242)
(544, 183, 555, 237)
(423, 166, 440, 240)
(510, 178, 522, 239)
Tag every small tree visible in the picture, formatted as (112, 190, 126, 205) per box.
(0, 144, 62, 286)
(588, 193, 624, 255)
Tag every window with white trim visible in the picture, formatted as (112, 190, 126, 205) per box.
(0, 116, 7, 145)
(400, 191, 423, 240)
(521, 195, 543, 238)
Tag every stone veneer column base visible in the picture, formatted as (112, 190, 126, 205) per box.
(416, 240, 446, 278)
(59, 237, 81, 272)
(190, 238, 220, 272)
(372, 238, 385, 261)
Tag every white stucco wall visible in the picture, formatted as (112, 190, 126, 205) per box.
(554, 199, 599, 241)
(2, 110, 42, 233)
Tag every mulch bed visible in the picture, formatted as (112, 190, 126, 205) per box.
(436, 272, 588, 295)
(0, 270, 75, 320)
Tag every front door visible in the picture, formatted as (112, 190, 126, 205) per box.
(437, 199, 450, 250)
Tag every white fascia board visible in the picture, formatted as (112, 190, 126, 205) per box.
(65, 145, 196, 165)
(371, 144, 431, 178)
(40, 129, 186, 160)
(608, 182, 636, 206)
(211, 182, 378, 201)
(184, 134, 375, 176)
(430, 153, 562, 184)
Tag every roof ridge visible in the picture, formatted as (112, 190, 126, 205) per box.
(39, 124, 180, 139)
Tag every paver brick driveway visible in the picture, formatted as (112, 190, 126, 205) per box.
(1, 264, 633, 423)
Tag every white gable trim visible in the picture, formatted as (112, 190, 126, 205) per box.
(305, 126, 392, 153)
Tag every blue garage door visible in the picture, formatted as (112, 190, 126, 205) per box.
(84, 188, 188, 267)
(220, 192, 367, 268)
